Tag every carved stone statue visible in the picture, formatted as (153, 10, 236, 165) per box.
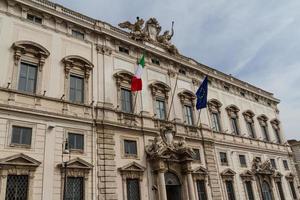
(156, 21, 179, 54)
(118, 17, 146, 41)
(143, 18, 161, 41)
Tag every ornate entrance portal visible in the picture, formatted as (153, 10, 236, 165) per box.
(165, 172, 181, 200)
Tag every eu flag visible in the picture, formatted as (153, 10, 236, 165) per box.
(196, 76, 208, 110)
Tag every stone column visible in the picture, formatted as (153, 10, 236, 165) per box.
(158, 170, 167, 200)
(187, 172, 196, 200)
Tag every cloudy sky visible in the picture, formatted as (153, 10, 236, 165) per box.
(53, 0, 300, 140)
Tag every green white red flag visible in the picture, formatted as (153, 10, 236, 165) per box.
(131, 54, 145, 91)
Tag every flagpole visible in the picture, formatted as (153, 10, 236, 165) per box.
(167, 72, 179, 121)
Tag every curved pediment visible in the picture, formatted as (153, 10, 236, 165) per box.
(178, 89, 196, 100)
(0, 153, 41, 167)
(113, 70, 134, 83)
(58, 157, 93, 170)
(149, 80, 171, 92)
(243, 110, 255, 117)
(12, 40, 50, 57)
(118, 162, 145, 173)
(62, 55, 94, 69)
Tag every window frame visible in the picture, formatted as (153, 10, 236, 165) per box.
(120, 88, 133, 113)
(121, 137, 139, 159)
(220, 152, 228, 166)
(155, 98, 167, 120)
(26, 13, 43, 24)
(18, 61, 38, 93)
(244, 181, 255, 200)
(239, 155, 247, 168)
(283, 160, 289, 170)
(225, 180, 236, 200)
(8, 121, 36, 149)
(68, 132, 84, 152)
(71, 29, 85, 40)
(126, 178, 141, 200)
(226, 105, 240, 136)
(208, 99, 223, 132)
(11, 125, 32, 147)
(270, 159, 277, 169)
(65, 176, 85, 200)
(192, 148, 201, 162)
(69, 74, 85, 104)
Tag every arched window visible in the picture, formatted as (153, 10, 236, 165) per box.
(270, 119, 282, 144)
(226, 105, 240, 135)
(208, 99, 222, 132)
(11, 41, 50, 94)
(261, 181, 273, 200)
(178, 90, 196, 125)
(243, 110, 256, 138)
(257, 115, 270, 142)
(62, 55, 93, 104)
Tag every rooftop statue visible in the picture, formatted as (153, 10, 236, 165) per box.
(118, 17, 146, 41)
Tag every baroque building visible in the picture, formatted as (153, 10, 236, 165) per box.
(0, 0, 299, 200)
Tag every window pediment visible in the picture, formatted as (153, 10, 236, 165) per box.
(226, 105, 240, 116)
(149, 81, 171, 99)
(62, 55, 94, 79)
(285, 172, 295, 180)
(118, 162, 145, 173)
(221, 168, 236, 177)
(270, 119, 280, 126)
(0, 153, 41, 167)
(58, 157, 93, 170)
(193, 166, 208, 175)
(208, 99, 222, 112)
(257, 114, 268, 122)
(113, 70, 134, 86)
(12, 40, 50, 58)
(243, 110, 255, 118)
(178, 89, 196, 104)
(240, 170, 254, 181)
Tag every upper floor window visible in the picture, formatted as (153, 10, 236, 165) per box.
(27, 13, 42, 24)
(68, 133, 84, 151)
(121, 88, 133, 113)
(155, 99, 166, 120)
(72, 30, 84, 40)
(178, 90, 196, 125)
(208, 99, 222, 132)
(124, 139, 138, 157)
(220, 152, 228, 166)
(70, 75, 84, 103)
(243, 111, 256, 138)
(258, 115, 270, 142)
(192, 148, 201, 161)
(11, 126, 32, 146)
(184, 105, 194, 125)
(239, 155, 247, 167)
(18, 62, 38, 93)
(289, 180, 297, 199)
(270, 159, 277, 169)
(271, 119, 282, 144)
(283, 160, 289, 170)
(225, 180, 236, 200)
(151, 58, 160, 65)
(226, 105, 240, 135)
(119, 46, 129, 54)
(245, 181, 255, 200)
(196, 180, 207, 200)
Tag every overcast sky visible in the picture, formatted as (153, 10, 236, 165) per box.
(52, 0, 300, 140)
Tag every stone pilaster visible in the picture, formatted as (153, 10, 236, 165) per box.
(97, 127, 117, 200)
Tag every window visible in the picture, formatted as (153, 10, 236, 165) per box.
(193, 148, 201, 161)
(225, 180, 236, 200)
(179, 68, 186, 75)
(246, 121, 256, 138)
(72, 30, 84, 40)
(5, 175, 29, 200)
(156, 99, 166, 120)
(230, 117, 240, 135)
(240, 91, 245, 97)
(196, 180, 207, 200)
(126, 178, 140, 200)
(18, 62, 38, 93)
(283, 160, 289, 170)
(289, 181, 297, 199)
(211, 112, 221, 132)
(245, 181, 254, 200)
(27, 13, 42, 24)
(151, 58, 160, 65)
(224, 85, 230, 91)
(121, 89, 133, 113)
(124, 140, 137, 156)
(66, 177, 84, 200)
(184, 105, 194, 125)
(273, 128, 281, 144)
(119, 46, 129, 54)
(276, 182, 285, 200)
(68, 133, 84, 151)
(70, 75, 84, 103)
(239, 155, 247, 167)
(261, 125, 270, 142)
(11, 126, 32, 146)
(270, 159, 277, 169)
(220, 152, 228, 166)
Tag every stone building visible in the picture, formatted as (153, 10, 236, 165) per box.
(0, 0, 299, 200)
(288, 140, 300, 183)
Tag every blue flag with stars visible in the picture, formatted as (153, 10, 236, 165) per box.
(196, 76, 208, 110)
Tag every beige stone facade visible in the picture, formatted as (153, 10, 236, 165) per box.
(0, 0, 299, 200)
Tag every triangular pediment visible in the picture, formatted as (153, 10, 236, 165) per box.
(58, 157, 93, 170)
(193, 166, 208, 175)
(118, 162, 145, 172)
(0, 153, 41, 167)
(240, 170, 254, 177)
(285, 172, 295, 180)
(273, 171, 283, 178)
(221, 168, 236, 177)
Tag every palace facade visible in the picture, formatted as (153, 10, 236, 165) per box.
(0, 0, 299, 200)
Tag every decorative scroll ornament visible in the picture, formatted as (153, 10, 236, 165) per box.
(251, 158, 275, 175)
(118, 17, 179, 55)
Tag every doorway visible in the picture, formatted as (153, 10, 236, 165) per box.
(165, 172, 181, 200)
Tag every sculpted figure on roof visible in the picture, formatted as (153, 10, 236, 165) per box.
(118, 17, 146, 41)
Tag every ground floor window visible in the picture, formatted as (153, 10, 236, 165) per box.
(126, 178, 140, 200)
(196, 180, 207, 200)
(5, 175, 29, 200)
(276, 182, 285, 200)
(261, 181, 273, 200)
(289, 181, 297, 199)
(225, 180, 236, 200)
(65, 177, 84, 200)
(245, 181, 254, 200)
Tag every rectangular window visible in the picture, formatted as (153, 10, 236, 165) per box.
(196, 180, 207, 200)
(225, 180, 236, 200)
(220, 152, 228, 166)
(5, 175, 29, 200)
(126, 178, 140, 200)
(68, 133, 84, 150)
(261, 125, 270, 141)
(192, 148, 201, 161)
(270, 159, 277, 169)
(289, 181, 297, 199)
(274, 128, 281, 144)
(121, 89, 132, 113)
(66, 177, 84, 200)
(184, 105, 194, 125)
(27, 13, 42, 24)
(119, 46, 129, 54)
(124, 140, 137, 156)
(246, 121, 255, 138)
(276, 182, 285, 200)
(283, 160, 289, 170)
(211, 112, 221, 132)
(239, 155, 247, 167)
(156, 99, 166, 120)
(18, 62, 38, 93)
(72, 30, 84, 40)
(11, 126, 32, 146)
(70, 75, 84, 103)
(245, 181, 254, 200)
(151, 58, 160, 65)
(230, 117, 239, 135)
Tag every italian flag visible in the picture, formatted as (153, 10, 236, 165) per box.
(131, 54, 145, 91)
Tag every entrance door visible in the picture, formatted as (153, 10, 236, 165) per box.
(262, 181, 273, 200)
(165, 172, 181, 200)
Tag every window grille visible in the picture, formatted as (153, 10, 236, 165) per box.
(196, 180, 207, 200)
(65, 177, 84, 200)
(5, 175, 29, 200)
(126, 179, 140, 200)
